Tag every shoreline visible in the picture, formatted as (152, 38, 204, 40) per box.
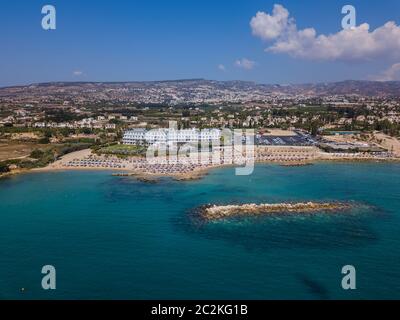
(2, 147, 400, 182)
(22, 158, 400, 182)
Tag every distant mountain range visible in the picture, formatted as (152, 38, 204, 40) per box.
(1, 80, 400, 103)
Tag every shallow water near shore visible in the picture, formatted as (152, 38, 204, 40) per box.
(0, 163, 400, 299)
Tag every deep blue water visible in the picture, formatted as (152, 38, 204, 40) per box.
(0, 163, 399, 300)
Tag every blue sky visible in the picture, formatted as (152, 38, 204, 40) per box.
(1, 0, 400, 86)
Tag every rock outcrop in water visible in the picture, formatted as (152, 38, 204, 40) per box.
(200, 202, 352, 220)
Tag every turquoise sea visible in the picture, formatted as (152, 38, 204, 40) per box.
(0, 163, 400, 300)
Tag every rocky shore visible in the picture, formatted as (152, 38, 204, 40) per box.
(200, 202, 352, 220)
(0, 169, 29, 180)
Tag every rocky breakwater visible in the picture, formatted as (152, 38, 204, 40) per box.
(200, 202, 352, 220)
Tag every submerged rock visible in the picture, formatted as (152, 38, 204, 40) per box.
(137, 176, 159, 183)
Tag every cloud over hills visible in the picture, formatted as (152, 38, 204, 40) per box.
(371, 63, 400, 81)
(250, 4, 400, 62)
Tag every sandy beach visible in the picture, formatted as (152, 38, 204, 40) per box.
(34, 148, 216, 181)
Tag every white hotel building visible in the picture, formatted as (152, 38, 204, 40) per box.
(123, 128, 221, 145)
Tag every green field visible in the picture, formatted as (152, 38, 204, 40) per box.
(97, 144, 146, 156)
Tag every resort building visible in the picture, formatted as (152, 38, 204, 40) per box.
(122, 129, 147, 144)
(123, 128, 221, 145)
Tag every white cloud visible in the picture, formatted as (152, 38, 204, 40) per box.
(250, 4, 400, 61)
(218, 64, 226, 71)
(250, 4, 290, 41)
(235, 58, 256, 70)
(73, 70, 83, 76)
(371, 63, 400, 81)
